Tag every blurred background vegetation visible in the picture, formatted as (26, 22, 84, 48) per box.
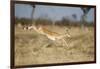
(15, 15, 94, 27)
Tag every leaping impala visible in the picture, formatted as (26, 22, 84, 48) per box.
(29, 4, 71, 47)
(32, 25, 71, 47)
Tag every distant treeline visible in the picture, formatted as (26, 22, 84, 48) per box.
(15, 17, 94, 27)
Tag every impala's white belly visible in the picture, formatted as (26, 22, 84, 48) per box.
(46, 35, 56, 41)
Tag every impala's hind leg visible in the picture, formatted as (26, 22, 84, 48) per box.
(62, 38, 69, 47)
(41, 39, 53, 49)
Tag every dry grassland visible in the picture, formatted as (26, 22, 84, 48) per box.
(15, 25, 94, 66)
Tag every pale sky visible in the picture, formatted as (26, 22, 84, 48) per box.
(15, 4, 94, 22)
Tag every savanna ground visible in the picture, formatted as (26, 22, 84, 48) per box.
(15, 25, 95, 66)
